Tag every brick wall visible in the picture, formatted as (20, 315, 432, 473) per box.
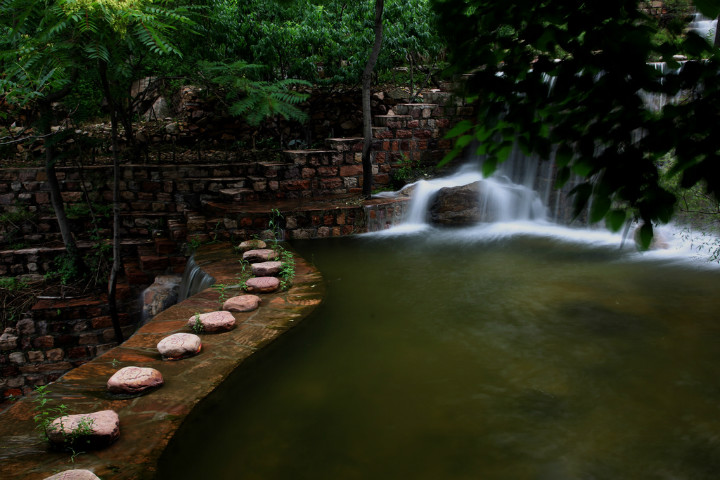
(0, 287, 139, 401)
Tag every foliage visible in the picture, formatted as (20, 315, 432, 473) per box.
(275, 245, 296, 291)
(0, 203, 36, 249)
(198, 60, 311, 126)
(212, 283, 229, 307)
(0, 276, 37, 330)
(236, 259, 252, 291)
(174, 0, 442, 85)
(389, 153, 434, 189)
(191, 312, 204, 334)
(432, 0, 720, 248)
(33, 385, 95, 462)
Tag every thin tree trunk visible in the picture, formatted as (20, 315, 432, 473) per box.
(361, 0, 385, 198)
(39, 104, 85, 276)
(99, 61, 124, 344)
(715, 14, 720, 48)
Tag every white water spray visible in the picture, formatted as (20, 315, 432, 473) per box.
(372, 154, 720, 265)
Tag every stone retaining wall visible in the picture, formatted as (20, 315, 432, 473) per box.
(0, 287, 140, 402)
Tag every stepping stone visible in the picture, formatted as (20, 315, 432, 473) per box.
(251, 261, 283, 277)
(107, 366, 164, 395)
(187, 311, 236, 333)
(245, 276, 281, 293)
(243, 248, 278, 263)
(43, 470, 101, 480)
(47, 410, 120, 449)
(238, 239, 267, 252)
(223, 295, 261, 312)
(157, 333, 202, 360)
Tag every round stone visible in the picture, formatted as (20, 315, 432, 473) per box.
(157, 333, 202, 360)
(47, 410, 120, 449)
(107, 366, 164, 395)
(238, 239, 267, 252)
(243, 248, 278, 263)
(187, 311, 236, 333)
(251, 261, 283, 277)
(223, 295, 261, 312)
(245, 276, 281, 293)
(43, 469, 101, 480)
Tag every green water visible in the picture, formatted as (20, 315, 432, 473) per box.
(158, 234, 720, 480)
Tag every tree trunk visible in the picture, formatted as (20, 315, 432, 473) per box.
(361, 0, 385, 198)
(99, 61, 125, 344)
(39, 104, 86, 277)
(715, 14, 720, 48)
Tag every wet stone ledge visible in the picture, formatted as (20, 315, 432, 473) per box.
(0, 242, 324, 479)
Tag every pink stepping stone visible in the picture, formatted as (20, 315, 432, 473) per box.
(107, 366, 164, 395)
(157, 333, 202, 360)
(47, 410, 120, 449)
(251, 261, 283, 276)
(187, 311, 236, 333)
(243, 248, 278, 263)
(223, 295, 261, 312)
(43, 470, 101, 480)
(238, 239, 267, 252)
(245, 276, 281, 293)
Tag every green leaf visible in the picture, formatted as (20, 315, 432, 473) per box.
(555, 146, 573, 167)
(572, 160, 593, 177)
(555, 167, 570, 188)
(455, 134, 474, 149)
(444, 120, 473, 139)
(482, 156, 498, 177)
(637, 222, 654, 251)
(496, 142, 514, 163)
(589, 194, 611, 223)
(605, 209, 627, 232)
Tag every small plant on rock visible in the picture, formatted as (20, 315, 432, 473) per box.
(191, 313, 204, 334)
(276, 247, 296, 291)
(237, 259, 253, 291)
(212, 283, 229, 307)
(32, 386, 94, 463)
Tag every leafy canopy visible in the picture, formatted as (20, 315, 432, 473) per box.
(432, 0, 720, 247)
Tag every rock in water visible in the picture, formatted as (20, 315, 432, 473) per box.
(107, 366, 164, 395)
(47, 410, 120, 449)
(187, 311, 236, 333)
(428, 181, 483, 226)
(223, 295, 261, 312)
(245, 276, 281, 293)
(43, 469, 101, 480)
(243, 248, 279, 263)
(238, 239, 267, 252)
(157, 333, 202, 360)
(251, 261, 283, 277)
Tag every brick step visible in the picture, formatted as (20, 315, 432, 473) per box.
(325, 137, 363, 152)
(218, 188, 259, 203)
(394, 103, 438, 118)
(182, 177, 248, 191)
(422, 91, 461, 106)
(283, 149, 336, 166)
(374, 115, 413, 128)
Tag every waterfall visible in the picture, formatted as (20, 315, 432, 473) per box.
(177, 255, 216, 302)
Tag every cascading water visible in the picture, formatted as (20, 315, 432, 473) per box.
(177, 254, 216, 302)
(373, 149, 720, 263)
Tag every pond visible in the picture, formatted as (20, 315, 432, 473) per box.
(157, 227, 720, 480)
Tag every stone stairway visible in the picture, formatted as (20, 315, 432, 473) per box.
(1, 93, 475, 279)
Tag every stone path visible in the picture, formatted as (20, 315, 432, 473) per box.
(0, 242, 323, 480)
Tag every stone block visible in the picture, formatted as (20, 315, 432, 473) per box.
(32, 335, 53, 349)
(46, 348, 64, 362)
(27, 351, 44, 363)
(0, 331, 19, 351)
(8, 352, 27, 366)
